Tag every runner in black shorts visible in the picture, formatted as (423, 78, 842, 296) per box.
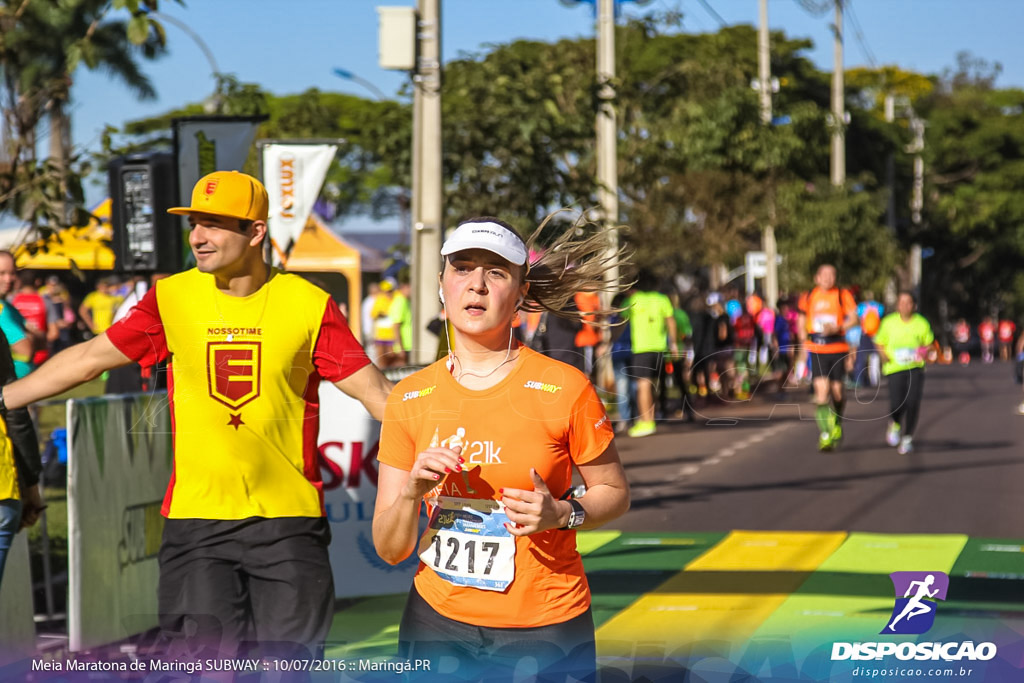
(809, 351, 847, 385)
(798, 265, 859, 451)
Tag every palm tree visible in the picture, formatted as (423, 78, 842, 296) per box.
(1, 0, 167, 227)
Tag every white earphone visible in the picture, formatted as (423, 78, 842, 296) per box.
(439, 285, 445, 304)
(516, 296, 524, 309)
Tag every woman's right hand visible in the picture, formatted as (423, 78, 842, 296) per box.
(401, 446, 463, 501)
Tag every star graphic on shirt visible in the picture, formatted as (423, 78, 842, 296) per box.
(227, 413, 245, 430)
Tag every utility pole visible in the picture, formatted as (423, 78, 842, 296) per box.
(757, 0, 778, 308)
(882, 95, 925, 297)
(830, 0, 845, 186)
(412, 0, 443, 365)
(596, 0, 619, 288)
(757, 0, 772, 126)
(909, 115, 925, 294)
(884, 94, 896, 231)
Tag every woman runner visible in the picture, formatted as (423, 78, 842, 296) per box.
(373, 216, 631, 682)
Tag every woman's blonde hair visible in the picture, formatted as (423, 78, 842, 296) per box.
(451, 213, 632, 326)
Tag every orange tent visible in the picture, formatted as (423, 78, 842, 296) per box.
(285, 214, 363, 340)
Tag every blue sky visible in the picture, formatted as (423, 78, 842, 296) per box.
(56, 0, 1024, 211)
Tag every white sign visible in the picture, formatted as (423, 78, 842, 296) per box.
(262, 143, 338, 263)
(317, 382, 420, 597)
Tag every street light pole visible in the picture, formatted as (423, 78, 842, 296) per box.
(596, 0, 619, 289)
(411, 0, 444, 365)
(758, 0, 778, 308)
(332, 68, 389, 101)
(830, 0, 845, 186)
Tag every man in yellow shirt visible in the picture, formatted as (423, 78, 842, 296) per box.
(78, 277, 123, 335)
(0, 171, 394, 658)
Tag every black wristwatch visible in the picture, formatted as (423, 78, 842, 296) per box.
(0, 386, 7, 416)
(561, 499, 586, 530)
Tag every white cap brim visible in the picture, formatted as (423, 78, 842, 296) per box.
(441, 221, 528, 266)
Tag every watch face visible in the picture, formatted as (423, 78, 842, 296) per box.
(568, 501, 586, 528)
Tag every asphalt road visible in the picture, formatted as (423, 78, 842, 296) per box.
(614, 360, 1024, 537)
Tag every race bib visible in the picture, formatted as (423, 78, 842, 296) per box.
(812, 314, 838, 333)
(418, 497, 516, 591)
(893, 347, 919, 365)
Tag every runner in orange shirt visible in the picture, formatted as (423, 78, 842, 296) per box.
(374, 216, 630, 681)
(798, 264, 859, 451)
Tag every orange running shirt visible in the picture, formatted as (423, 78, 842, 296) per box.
(574, 291, 602, 348)
(107, 268, 370, 520)
(378, 347, 614, 628)
(798, 287, 857, 353)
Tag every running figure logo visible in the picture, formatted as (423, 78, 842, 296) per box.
(882, 571, 949, 635)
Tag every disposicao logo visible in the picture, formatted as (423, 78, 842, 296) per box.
(882, 571, 948, 635)
(830, 570, 998, 663)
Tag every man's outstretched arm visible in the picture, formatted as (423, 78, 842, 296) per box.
(3, 334, 133, 410)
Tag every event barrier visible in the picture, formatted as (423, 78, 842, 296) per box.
(0, 533, 35, 664)
(66, 393, 173, 652)
(64, 383, 416, 651)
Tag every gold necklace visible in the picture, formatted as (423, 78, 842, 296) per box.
(211, 267, 273, 341)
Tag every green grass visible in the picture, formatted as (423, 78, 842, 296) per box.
(34, 376, 107, 438)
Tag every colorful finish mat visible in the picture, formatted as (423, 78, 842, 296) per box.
(326, 530, 1024, 682)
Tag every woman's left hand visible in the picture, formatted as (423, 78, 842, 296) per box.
(500, 469, 568, 536)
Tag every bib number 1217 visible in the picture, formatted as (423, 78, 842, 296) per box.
(418, 497, 516, 591)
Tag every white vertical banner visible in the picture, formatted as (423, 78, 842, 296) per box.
(261, 143, 338, 264)
(317, 382, 420, 597)
(173, 116, 265, 205)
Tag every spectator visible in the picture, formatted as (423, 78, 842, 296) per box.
(79, 276, 123, 337)
(0, 326, 43, 592)
(361, 281, 381, 359)
(688, 295, 717, 405)
(372, 278, 400, 367)
(574, 291, 602, 377)
(11, 269, 53, 365)
(390, 278, 413, 365)
(0, 252, 34, 377)
(533, 298, 585, 372)
(42, 277, 77, 355)
(608, 292, 634, 432)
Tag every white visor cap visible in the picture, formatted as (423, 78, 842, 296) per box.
(440, 221, 528, 266)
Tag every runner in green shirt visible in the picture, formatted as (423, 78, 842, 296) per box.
(622, 283, 677, 438)
(874, 291, 935, 454)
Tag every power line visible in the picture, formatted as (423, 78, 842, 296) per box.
(846, 0, 878, 68)
(792, 0, 830, 17)
(693, 0, 727, 28)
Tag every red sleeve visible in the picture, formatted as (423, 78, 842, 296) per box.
(105, 287, 167, 366)
(797, 292, 809, 315)
(313, 297, 372, 382)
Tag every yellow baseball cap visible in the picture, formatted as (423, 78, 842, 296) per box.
(168, 170, 269, 222)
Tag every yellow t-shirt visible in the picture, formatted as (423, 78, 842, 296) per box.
(378, 347, 614, 628)
(82, 291, 122, 333)
(0, 420, 18, 501)
(106, 268, 370, 519)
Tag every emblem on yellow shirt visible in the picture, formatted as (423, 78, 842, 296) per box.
(207, 341, 261, 429)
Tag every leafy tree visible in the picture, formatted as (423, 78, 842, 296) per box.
(917, 54, 1024, 321)
(0, 0, 174, 233)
